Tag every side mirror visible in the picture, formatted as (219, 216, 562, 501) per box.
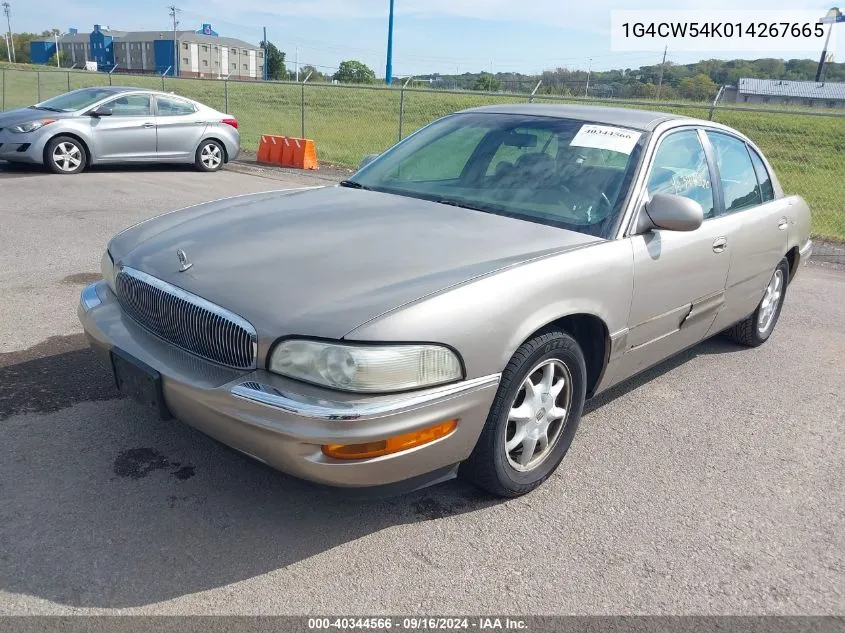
(88, 106, 113, 117)
(642, 193, 704, 232)
(358, 154, 378, 170)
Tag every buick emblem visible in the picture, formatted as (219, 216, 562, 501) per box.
(176, 249, 193, 272)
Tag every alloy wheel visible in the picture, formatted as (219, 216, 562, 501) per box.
(52, 142, 82, 172)
(504, 359, 573, 472)
(200, 143, 223, 170)
(757, 269, 784, 334)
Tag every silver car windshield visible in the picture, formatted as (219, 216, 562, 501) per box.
(34, 88, 118, 112)
(347, 113, 645, 238)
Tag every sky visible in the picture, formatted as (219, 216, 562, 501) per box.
(8, 0, 842, 77)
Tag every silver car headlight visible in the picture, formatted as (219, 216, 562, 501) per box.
(268, 339, 463, 393)
(100, 249, 116, 290)
(8, 119, 56, 134)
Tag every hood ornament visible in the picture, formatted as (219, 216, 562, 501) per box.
(176, 249, 193, 272)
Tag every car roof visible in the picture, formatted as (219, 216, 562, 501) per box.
(459, 103, 691, 132)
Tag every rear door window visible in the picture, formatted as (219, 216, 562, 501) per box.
(706, 131, 763, 214)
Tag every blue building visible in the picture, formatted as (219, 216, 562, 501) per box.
(30, 24, 263, 78)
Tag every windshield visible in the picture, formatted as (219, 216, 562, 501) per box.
(34, 88, 117, 112)
(347, 112, 645, 238)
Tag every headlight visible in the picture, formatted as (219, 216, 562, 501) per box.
(268, 339, 463, 393)
(9, 119, 56, 134)
(100, 249, 116, 289)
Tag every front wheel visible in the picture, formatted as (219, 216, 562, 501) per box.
(195, 140, 225, 172)
(45, 136, 87, 174)
(461, 330, 587, 497)
(725, 257, 789, 347)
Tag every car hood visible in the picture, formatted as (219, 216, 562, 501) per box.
(0, 107, 74, 127)
(111, 186, 602, 343)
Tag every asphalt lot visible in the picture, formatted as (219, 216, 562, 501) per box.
(0, 162, 843, 615)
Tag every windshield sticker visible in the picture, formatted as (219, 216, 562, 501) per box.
(569, 124, 641, 154)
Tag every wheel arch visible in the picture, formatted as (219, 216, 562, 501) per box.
(785, 245, 799, 284)
(43, 132, 92, 167)
(513, 312, 611, 399)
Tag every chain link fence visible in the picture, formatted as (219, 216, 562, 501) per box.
(2, 66, 843, 244)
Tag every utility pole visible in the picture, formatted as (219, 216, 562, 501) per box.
(55, 30, 60, 67)
(656, 45, 667, 100)
(263, 26, 268, 80)
(3, 31, 9, 63)
(385, 0, 394, 85)
(168, 5, 180, 77)
(295, 46, 299, 82)
(2, 2, 14, 63)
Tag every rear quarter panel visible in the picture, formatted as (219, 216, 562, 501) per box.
(344, 239, 635, 379)
(786, 195, 812, 263)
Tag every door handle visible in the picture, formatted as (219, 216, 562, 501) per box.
(778, 217, 789, 230)
(712, 237, 728, 253)
(142, 122, 155, 128)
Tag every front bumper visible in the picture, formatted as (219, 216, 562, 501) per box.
(78, 281, 499, 491)
(0, 129, 49, 164)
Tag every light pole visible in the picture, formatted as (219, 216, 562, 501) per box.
(385, 0, 395, 85)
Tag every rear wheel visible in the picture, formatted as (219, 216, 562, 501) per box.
(45, 136, 87, 174)
(725, 257, 789, 347)
(461, 330, 586, 497)
(195, 140, 225, 172)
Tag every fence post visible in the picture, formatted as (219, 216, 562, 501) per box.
(300, 71, 312, 139)
(398, 88, 405, 141)
(67, 71, 70, 92)
(36, 72, 41, 102)
(300, 82, 306, 138)
(224, 79, 229, 113)
(108, 72, 112, 86)
(529, 80, 542, 104)
(398, 76, 413, 141)
(709, 85, 726, 121)
(1, 70, 5, 111)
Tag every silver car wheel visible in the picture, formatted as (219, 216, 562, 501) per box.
(52, 142, 82, 172)
(505, 359, 572, 472)
(757, 269, 784, 334)
(200, 143, 223, 170)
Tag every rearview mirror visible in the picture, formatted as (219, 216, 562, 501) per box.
(358, 154, 378, 170)
(88, 106, 113, 117)
(642, 193, 704, 232)
(502, 131, 537, 148)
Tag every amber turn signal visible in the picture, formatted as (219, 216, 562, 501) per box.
(322, 419, 458, 460)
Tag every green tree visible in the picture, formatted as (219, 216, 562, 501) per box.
(472, 72, 500, 91)
(333, 60, 376, 84)
(46, 51, 68, 67)
(258, 40, 286, 80)
(679, 73, 718, 101)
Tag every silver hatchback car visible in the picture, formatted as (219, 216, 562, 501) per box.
(0, 86, 239, 174)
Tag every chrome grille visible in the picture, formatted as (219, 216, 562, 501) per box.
(115, 266, 257, 370)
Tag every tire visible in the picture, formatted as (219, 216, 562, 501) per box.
(44, 136, 87, 174)
(725, 257, 789, 347)
(195, 140, 225, 172)
(461, 330, 587, 498)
